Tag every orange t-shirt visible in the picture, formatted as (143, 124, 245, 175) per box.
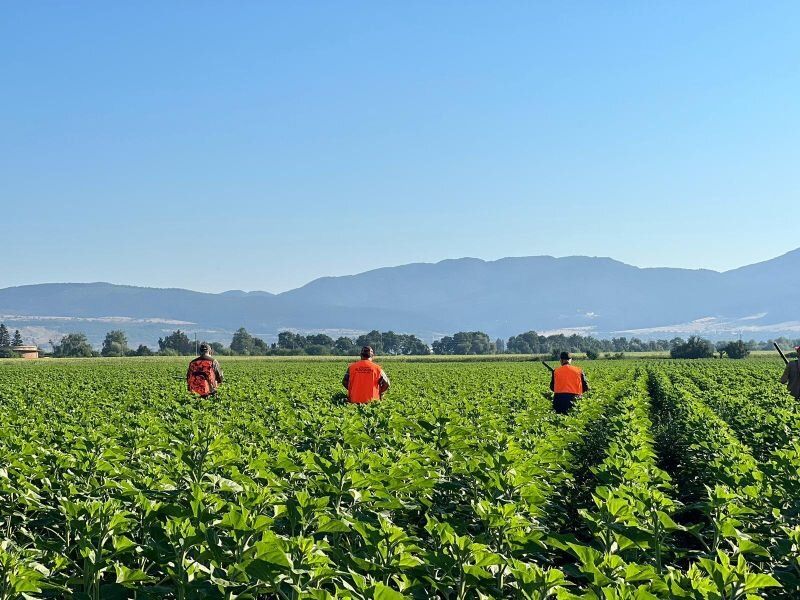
(346, 360, 385, 404)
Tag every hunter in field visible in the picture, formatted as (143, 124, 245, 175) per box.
(342, 345, 390, 404)
(187, 342, 224, 398)
(779, 346, 800, 400)
(550, 351, 590, 414)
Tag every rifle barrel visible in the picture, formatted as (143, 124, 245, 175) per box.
(774, 342, 790, 366)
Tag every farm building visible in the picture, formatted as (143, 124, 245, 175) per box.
(12, 345, 39, 359)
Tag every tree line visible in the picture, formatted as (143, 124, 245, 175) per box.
(11, 323, 795, 359)
(177, 328, 431, 357)
(37, 328, 432, 358)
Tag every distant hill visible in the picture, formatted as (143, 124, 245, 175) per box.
(2, 249, 800, 347)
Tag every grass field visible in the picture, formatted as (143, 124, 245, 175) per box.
(0, 357, 797, 598)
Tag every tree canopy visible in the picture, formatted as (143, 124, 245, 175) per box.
(158, 330, 194, 355)
(101, 330, 129, 357)
(670, 336, 715, 359)
(721, 340, 750, 359)
(52, 333, 93, 358)
(432, 332, 495, 355)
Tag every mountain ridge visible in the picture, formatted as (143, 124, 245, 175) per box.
(2, 249, 799, 346)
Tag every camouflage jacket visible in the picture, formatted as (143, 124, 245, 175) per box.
(780, 360, 800, 398)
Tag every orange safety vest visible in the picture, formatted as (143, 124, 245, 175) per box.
(187, 358, 218, 396)
(553, 364, 584, 395)
(347, 360, 384, 404)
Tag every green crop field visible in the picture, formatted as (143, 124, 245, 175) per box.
(1, 357, 798, 599)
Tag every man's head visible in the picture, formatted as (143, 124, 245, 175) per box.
(559, 351, 571, 365)
(360, 346, 374, 360)
(199, 342, 211, 356)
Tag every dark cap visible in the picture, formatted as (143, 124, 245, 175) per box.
(559, 351, 571, 361)
(361, 345, 374, 359)
(199, 342, 211, 354)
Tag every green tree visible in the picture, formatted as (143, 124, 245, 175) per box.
(305, 344, 331, 356)
(431, 336, 453, 354)
(52, 333, 93, 358)
(669, 337, 686, 350)
(721, 340, 750, 359)
(101, 330, 129, 357)
(134, 344, 153, 356)
(334, 336, 357, 355)
(231, 327, 255, 355)
(0, 323, 9, 347)
(670, 336, 715, 359)
(306, 333, 334, 348)
(158, 330, 193, 355)
(402, 335, 430, 355)
(210, 342, 229, 355)
(506, 331, 541, 354)
(355, 330, 383, 354)
(252, 336, 269, 355)
(381, 331, 402, 355)
(12, 330, 23, 347)
(432, 332, 494, 355)
(277, 331, 306, 351)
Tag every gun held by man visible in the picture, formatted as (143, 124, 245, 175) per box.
(774, 342, 790, 366)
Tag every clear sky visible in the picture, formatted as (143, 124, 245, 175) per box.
(3, 2, 799, 293)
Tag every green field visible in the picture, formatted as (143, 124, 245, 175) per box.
(1, 357, 798, 599)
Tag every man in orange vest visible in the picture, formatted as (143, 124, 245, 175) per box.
(550, 351, 589, 414)
(342, 345, 390, 404)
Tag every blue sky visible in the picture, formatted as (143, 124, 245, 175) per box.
(3, 2, 799, 293)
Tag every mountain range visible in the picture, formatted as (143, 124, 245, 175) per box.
(2, 249, 799, 347)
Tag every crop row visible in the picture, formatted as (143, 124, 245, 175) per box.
(648, 366, 795, 598)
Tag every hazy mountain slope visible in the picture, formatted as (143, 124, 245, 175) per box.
(281, 256, 724, 332)
(716, 248, 800, 321)
(1, 249, 798, 345)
